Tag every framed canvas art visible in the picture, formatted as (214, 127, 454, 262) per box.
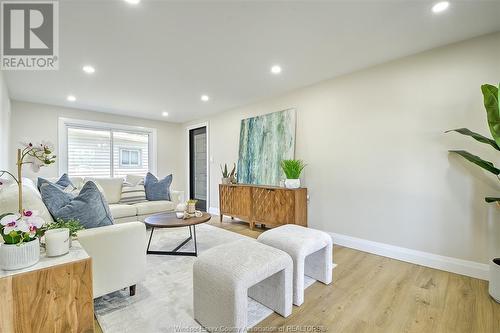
(237, 108, 296, 185)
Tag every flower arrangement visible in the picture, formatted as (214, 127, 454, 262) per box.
(0, 211, 45, 245)
(0, 141, 56, 245)
(0, 141, 56, 214)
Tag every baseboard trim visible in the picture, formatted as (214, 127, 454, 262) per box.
(208, 207, 220, 215)
(328, 232, 489, 280)
(207, 207, 488, 280)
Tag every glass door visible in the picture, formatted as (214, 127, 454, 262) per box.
(189, 127, 207, 211)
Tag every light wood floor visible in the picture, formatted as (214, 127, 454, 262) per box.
(95, 217, 500, 333)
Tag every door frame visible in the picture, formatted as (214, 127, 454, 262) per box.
(185, 122, 210, 211)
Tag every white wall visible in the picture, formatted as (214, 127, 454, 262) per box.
(184, 32, 500, 266)
(0, 71, 11, 171)
(10, 101, 186, 191)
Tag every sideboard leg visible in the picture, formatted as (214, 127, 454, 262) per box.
(250, 222, 255, 230)
(220, 214, 223, 222)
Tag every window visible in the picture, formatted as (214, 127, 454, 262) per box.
(120, 149, 141, 167)
(59, 119, 156, 178)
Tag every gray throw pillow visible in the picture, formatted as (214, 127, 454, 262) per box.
(144, 172, 172, 201)
(37, 173, 74, 191)
(41, 181, 113, 229)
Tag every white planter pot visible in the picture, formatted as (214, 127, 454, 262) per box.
(488, 204, 500, 303)
(284, 179, 301, 189)
(221, 178, 231, 185)
(0, 239, 40, 271)
(490, 258, 500, 303)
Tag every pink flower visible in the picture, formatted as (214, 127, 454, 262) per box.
(16, 219, 29, 233)
(16, 219, 37, 237)
(22, 211, 44, 237)
(1, 211, 45, 238)
(1, 213, 21, 235)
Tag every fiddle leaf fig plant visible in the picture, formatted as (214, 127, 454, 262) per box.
(446, 83, 500, 203)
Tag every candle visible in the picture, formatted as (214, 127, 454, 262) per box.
(45, 228, 70, 257)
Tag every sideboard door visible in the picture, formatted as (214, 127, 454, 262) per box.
(219, 185, 252, 221)
(252, 187, 295, 227)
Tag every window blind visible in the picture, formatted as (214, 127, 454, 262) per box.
(67, 126, 150, 178)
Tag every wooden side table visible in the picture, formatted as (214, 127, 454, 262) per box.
(0, 241, 94, 333)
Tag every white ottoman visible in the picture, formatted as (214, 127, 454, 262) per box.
(193, 239, 293, 332)
(258, 224, 333, 306)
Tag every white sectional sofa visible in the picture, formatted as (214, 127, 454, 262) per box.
(0, 176, 183, 298)
(54, 176, 184, 223)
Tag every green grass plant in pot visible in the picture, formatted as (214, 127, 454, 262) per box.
(446, 82, 500, 303)
(281, 159, 306, 189)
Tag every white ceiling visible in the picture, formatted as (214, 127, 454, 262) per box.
(5, 0, 500, 123)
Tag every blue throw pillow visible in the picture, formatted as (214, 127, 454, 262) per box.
(41, 181, 113, 229)
(37, 173, 74, 191)
(144, 172, 172, 201)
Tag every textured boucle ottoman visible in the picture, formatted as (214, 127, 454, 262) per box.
(193, 239, 293, 332)
(257, 224, 333, 306)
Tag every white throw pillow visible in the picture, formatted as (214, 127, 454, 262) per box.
(125, 174, 145, 186)
(119, 180, 147, 205)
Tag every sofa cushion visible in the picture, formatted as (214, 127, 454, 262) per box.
(119, 180, 147, 204)
(125, 174, 145, 186)
(41, 181, 114, 229)
(83, 177, 124, 204)
(132, 200, 175, 216)
(109, 204, 138, 219)
(144, 172, 172, 201)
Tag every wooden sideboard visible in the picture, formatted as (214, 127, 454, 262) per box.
(0, 242, 94, 333)
(219, 184, 307, 229)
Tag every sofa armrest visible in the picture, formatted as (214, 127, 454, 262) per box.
(170, 190, 185, 206)
(77, 222, 146, 298)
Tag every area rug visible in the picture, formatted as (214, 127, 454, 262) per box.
(95, 224, 315, 333)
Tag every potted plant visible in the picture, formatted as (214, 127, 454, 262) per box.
(0, 141, 56, 270)
(221, 163, 236, 184)
(0, 210, 46, 270)
(446, 83, 500, 302)
(187, 199, 198, 214)
(281, 160, 306, 189)
(44, 218, 84, 247)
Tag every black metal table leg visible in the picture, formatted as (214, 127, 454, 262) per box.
(193, 225, 197, 256)
(146, 225, 198, 256)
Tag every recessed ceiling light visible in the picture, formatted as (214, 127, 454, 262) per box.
(67, 95, 76, 102)
(124, 0, 141, 4)
(82, 65, 95, 74)
(201, 95, 210, 102)
(270, 65, 282, 74)
(432, 1, 450, 14)
(162, 111, 169, 117)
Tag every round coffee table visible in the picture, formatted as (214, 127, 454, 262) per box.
(144, 212, 211, 257)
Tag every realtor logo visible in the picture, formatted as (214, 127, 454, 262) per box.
(1, 1, 59, 70)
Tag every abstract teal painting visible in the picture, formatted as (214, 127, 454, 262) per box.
(237, 109, 296, 185)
